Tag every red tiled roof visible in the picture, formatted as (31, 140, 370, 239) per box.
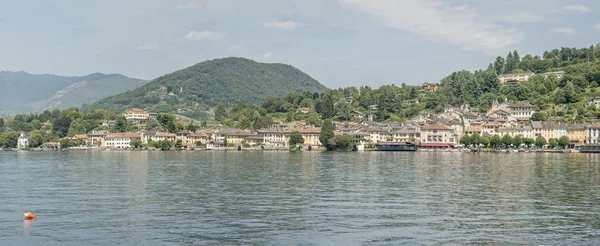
(420, 124, 452, 130)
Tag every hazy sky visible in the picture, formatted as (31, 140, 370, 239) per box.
(1, 0, 599, 88)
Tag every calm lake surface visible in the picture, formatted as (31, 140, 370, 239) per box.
(1, 151, 599, 245)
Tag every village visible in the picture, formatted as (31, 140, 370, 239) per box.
(12, 89, 600, 152)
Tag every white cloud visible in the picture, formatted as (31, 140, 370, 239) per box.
(135, 42, 159, 50)
(185, 31, 226, 40)
(339, 0, 522, 56)
(264, 21, 302, 30)
(594, 24, 600, 30)
(550, 27, 576, 35)
(562, 5, 590, 12)
(175, 1, 201, 9)
(499, 13, 544, 23)
(263, 52, 273, 59)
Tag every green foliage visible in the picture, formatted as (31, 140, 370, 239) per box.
(175, 140, 183, 150)
(512, 135, 523, 147)
(479, 136, 489, 147)
(523, 138, 535, 146)
(535, 136, 547, 148)
(53, 116, 72, 137)
(215, 104, 228, 122)
(145, 118, 162, 130)
(130, 139, 142, 148)
(289, 131, 305, 150)
(558, 136, 570, 148)
(319, 119, 335, 151)
(327, 134, 354, 151)
(187, 122, 198, 132)
(548, 138, 558, 148)
(92, 58, 327, 117)
(489, 135, 502, 148)
(0, 132, 18, 148)
(28, 133, 44, 148)
(114, 116, 128, 132)
(460, 135, 472, 146)
(501, 135, 513, 146)
(158, 140, 173, 150)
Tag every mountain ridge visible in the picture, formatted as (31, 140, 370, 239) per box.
(92, 57, 328, 118)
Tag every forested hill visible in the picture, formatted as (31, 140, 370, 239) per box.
(0, 72, 146, 115)
(92, 57, 327, 118)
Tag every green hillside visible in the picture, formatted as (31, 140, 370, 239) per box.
(0, 72, 146, 114)
(92, 57, 327, 118)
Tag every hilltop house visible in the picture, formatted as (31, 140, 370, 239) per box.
(498, 72, 534, 85)
(420, 82, 439, 93)
(122, 108, 149, 123)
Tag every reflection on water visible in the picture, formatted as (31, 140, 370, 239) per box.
(0, 151, 599, 245)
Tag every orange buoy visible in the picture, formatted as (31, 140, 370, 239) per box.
(22, 212, 36, 220)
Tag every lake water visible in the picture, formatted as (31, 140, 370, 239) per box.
(1, 151, 599, 245)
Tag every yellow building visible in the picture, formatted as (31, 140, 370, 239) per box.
(122, 108, 149, 123)
(498, 72, 534, 85)
(295, 128, 321, 147)
(567, 124, 586, 148)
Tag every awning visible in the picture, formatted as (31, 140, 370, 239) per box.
(420, 143, 453, 147)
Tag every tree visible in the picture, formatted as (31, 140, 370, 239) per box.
(28, 133, 44, 148)
(531, 112, 548, 121)
(223, 137, 228, 147)
(535, 136, 547, 148)
(480, 136, 490, 147)
(157, 113, 176, 127)
(289, 131, 305, 150)
(501, 135, 513, 147)
(158, 140, 173, 150)
(319, 119, 335, 150)
(558, 136, 570, 149)
(187, 122, 198, 132)
(145, 118, 162, 130)
(494, 56, 505, 75)
(0, 117, 4, 129)
(53, 116, 72, 138)
(460, 134, 472, 146)
(409, 87, 417, 98)
(490, 135, 502, 148)
(130, 139, 142, 148)
(512, 135, 523, 147)
(175, 140, 183, 150)
(523, 138, 535, 147)
(215, 104, 228, 122)
(548, 138, 558, 148)
(328, 134, 353, 151)
(1, 132, 18, 148)
(114, 116, 128, 132)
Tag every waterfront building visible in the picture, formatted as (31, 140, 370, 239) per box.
(103, 133, 141, 149)
(567, 124, 586, 147)
(419, 123, 457, 149)
(585, 123, 600, 144)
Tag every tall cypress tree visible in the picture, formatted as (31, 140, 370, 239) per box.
(319, 119, 335, 151)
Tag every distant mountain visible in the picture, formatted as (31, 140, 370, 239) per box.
(0, 71, 147, 114)
(92, 57, 327, 118)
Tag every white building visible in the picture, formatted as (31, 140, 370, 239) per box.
(103, 133, 141, 148)
(17, 134, 29, 149)
(260, 129, 291, 147)
(419, 123, 457, 148)
(585, 97, 600, 108)
(586, 123, 600, 144)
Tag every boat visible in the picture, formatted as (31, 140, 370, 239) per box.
(376, 142, 418, 151)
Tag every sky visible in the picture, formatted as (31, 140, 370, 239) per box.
(0, 0, 599, 88)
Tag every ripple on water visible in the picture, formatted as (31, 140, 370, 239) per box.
(0, 151, 599, 245)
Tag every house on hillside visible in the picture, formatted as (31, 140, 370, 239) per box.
(420, 82, 439, 93)
(498, 72, 534, 85)
(122, 108, 149, 123)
